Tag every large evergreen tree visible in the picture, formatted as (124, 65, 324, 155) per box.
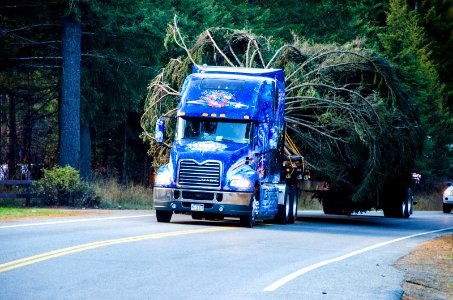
(377, 0, 452, 180)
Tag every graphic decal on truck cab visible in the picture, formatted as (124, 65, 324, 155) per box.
(187, 141, 227, 153)
(187, 90, 249, 109)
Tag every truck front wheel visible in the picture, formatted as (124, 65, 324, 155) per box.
(156, 210, 172, 223)
(240, 193, 258, 228)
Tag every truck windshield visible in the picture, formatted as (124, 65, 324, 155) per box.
(176, 118, 252, 144)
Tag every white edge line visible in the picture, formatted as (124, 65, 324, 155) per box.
(0, 214, 155, 229)
(264, 227, 453, 292)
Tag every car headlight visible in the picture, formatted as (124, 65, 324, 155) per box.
(155, 169, 172, 185)
(230, 178, 251, 188)
(444, 188, 452, 197)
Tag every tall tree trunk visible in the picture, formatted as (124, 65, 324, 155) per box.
(22, 94, 32, 170)
(121, 119, 127, 184)
(6, 94, 17, 179)
(0, 95, 4, 164)
(80, 120, 91, 181)
(59, 13, 81, 169)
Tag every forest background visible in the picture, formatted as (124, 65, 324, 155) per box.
(0, 0, 452, 205)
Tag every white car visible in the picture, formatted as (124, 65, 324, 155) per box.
(443, 183, 453, 213)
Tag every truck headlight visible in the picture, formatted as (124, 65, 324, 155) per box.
(230, 178, 251, 188)
(155, 169, 171, 185)
(444, 188, 452, 197)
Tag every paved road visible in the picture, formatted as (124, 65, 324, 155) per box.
(0, 210, 452, 300)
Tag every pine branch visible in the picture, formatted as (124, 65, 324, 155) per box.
(9, 57, 62, 60)
(205, 29, 235, 67)
(0, 24, 56, 37)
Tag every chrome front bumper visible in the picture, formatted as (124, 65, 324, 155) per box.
(153, 187, 252, 216)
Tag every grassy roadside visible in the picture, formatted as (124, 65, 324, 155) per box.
(0, 207, 110, 222)
(92, 177, 153, 209)
(0, 176, 153, 211)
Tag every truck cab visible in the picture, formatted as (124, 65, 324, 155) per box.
(153, 65, 297, 227)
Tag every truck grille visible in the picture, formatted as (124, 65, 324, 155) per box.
(178, 160, 221, 188)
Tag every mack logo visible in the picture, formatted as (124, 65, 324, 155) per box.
(200, 178, 217, 182)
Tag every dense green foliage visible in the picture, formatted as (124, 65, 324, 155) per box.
(1, 0, 452, 195)
(33, 166, 96, 206)
(377, 0, 453, 185)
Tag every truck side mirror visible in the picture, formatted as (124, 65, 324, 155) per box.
(155, 118, 165, 143)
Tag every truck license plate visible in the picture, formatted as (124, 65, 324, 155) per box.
(191, 203, 204, 211)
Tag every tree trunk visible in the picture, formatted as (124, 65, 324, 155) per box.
(0, 95, 4, 164)
(414, 1, 419, 14)
(59, 13, 81, 169)
(6, 94, 18, 179)
(22, 94, 32, 171)
(80, 120, 91, 181)
(122, 119, 127, 184)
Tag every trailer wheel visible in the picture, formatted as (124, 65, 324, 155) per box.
(404, 189, 413, 218)
(322, 199, 343, 215)
(384, 201, 405, 218)
(384, 199, 405, 218)
(276, 186, 290, 224)
(240, 193, 258, 228)
(156, 210, 172, 223)
(288, 185, 298, 224)
(384, 189, 411, 218)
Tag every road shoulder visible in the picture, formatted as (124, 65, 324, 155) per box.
(396, 234, 453, 300)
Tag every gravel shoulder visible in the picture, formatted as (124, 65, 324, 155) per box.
(396, 234, 453, 300)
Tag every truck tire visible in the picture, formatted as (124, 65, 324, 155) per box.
(276, 186, 290, 224)
(384, 200, 405, 218)
(288, 185, 298, 224)
(156, 210, 172, 223)
(384, 189, 411, 218)
(404, 189, 413, 218)
(443, 204, 452, 213)
(240, 193, 258, 228)
(322, 199, 343, 215)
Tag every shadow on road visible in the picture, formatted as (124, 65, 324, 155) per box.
(165, 211, 450, 239)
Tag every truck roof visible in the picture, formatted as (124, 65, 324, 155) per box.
(193, 65, 285, 83)
(177, 65, 285, 122)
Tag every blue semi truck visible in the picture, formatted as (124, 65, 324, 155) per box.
(153, 65, 303, 227)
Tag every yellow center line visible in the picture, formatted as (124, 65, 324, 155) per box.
(0, 226, 235, 273)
